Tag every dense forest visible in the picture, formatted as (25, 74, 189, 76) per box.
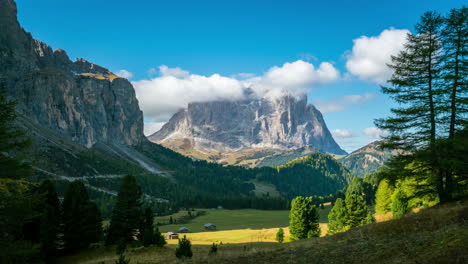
(259, 153, 353, 199)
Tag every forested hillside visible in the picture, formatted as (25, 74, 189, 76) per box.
(259, 153, 353, 199)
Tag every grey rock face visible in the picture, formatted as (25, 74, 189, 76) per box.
(150, 94, 347, 155)
(0, 0, 144, 147)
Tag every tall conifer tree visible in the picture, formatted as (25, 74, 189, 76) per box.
(289, 196, 320, 239)
(106, 175, 142, 245)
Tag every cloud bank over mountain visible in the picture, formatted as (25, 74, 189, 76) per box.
(132, 60, 340, 134)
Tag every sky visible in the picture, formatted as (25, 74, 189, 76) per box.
(15, 0, 463, 152)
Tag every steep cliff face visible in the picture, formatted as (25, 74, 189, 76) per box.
(150, 93, 347, 159)
(0, 0, 144, 147)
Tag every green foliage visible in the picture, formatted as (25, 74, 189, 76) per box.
(375, 8, 467, 203)
(210, 242, 218, 254)
(276, 228, 284, 243)
(153, 227, 166, 248)
(260, 153, 352, 199)
(140, 207, 155, 247)
(289, 196, 320, 239)
(391, 189, 409, 219)
(62, 181, 102, 252)
(82, 202, 103, 244)
(440, 7, 468, 138)
(106, 175, 142, 245)
(344, 194, 370, 228)
(0, 86, 43, 263)
(175, 235, 193, 259)
(115, 254, 131, 264)
(366, 211, 376, 223)
(0, 87, 31, 181)
(37, 180, 61, 263)
(327, 198, 349, 235)
(375, 179, 395, 214)
(328, 194, 372, 235)
(0, 191, 41, 263)
(346, 177, 375, 205)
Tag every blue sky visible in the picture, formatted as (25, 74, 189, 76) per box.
(16, 0, 463, 152)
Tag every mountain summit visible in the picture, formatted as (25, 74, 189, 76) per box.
(149, 92, 346, 163)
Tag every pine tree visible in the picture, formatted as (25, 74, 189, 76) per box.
(439, 7, 468, 201)
(327, 198, 349, 235)
(153, 227, 166, 247)
(62, 181, 99, 252)
(375, 179, 395, 214)
(141, 207, 154, 247)
(366, 211, 376, 224)
(175, 235, 192, 259)
(376, 11, 444, 152)
(0, 86, 31, 181)
(37, 180, 61, 263)
(82, 201, 103, 245)
(344, 194, 369, 228)
(441, 7, 468, 139)
(375, 11, 460, 203)
(106, 175, 142, 245)
(276, 228, 284, 243)
(0, 86, 40, 262)
(391, 189, 409, 218)
(289, 196, 320, 239)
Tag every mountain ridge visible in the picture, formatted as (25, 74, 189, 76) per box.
(149, 93, 347, 165)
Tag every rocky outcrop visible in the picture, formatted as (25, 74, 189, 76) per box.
(337, 141, 396, 177)
(150, 93, 347, 155)
(0, 0, 144, 147)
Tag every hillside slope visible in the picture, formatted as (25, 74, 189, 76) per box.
(258, 153, 353, 199)
(58, 199, 468, 264)
(211, 199, 468, 264)
(338, 141, 396, 177)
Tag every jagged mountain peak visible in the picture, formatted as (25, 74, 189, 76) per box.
(149, 92, 346, 163)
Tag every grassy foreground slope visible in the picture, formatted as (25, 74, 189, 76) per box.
(59, 199, 467, 264)
(211, 200, 468, 264)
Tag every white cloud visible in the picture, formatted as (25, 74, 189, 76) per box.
(116, 69, 133, 79)
(232, 73, 256, 79)
(147, 68, 157, 76)
(346, 28, 409, 83)
(332, 129, 358, 138)
(133, 72, 244, 122)
(314, 93, 376, 113)
(298, 53, 318, 62)
(363, 127, 387, 142)
(159, 65, 189, 78)
(133, 60, 340, 123)
(249, 60, 339, 98)
(144, 121, 166, 136)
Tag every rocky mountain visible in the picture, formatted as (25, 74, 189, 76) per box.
(0, 0, 144, 148)
(337, 141, 396, 177)
(1, 0, 351, 212)
(149, 92, 347, 164)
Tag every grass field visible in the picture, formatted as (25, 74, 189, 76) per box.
(157, 206, 331, 233)
(156, 206, 331, 245)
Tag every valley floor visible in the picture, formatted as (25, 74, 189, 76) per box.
(59, 200, 468, 263)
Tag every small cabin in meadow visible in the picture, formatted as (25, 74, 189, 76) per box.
(178, 227, 190, 233)
(165, 232, 179, 240)
(204, 223, 216, 230)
